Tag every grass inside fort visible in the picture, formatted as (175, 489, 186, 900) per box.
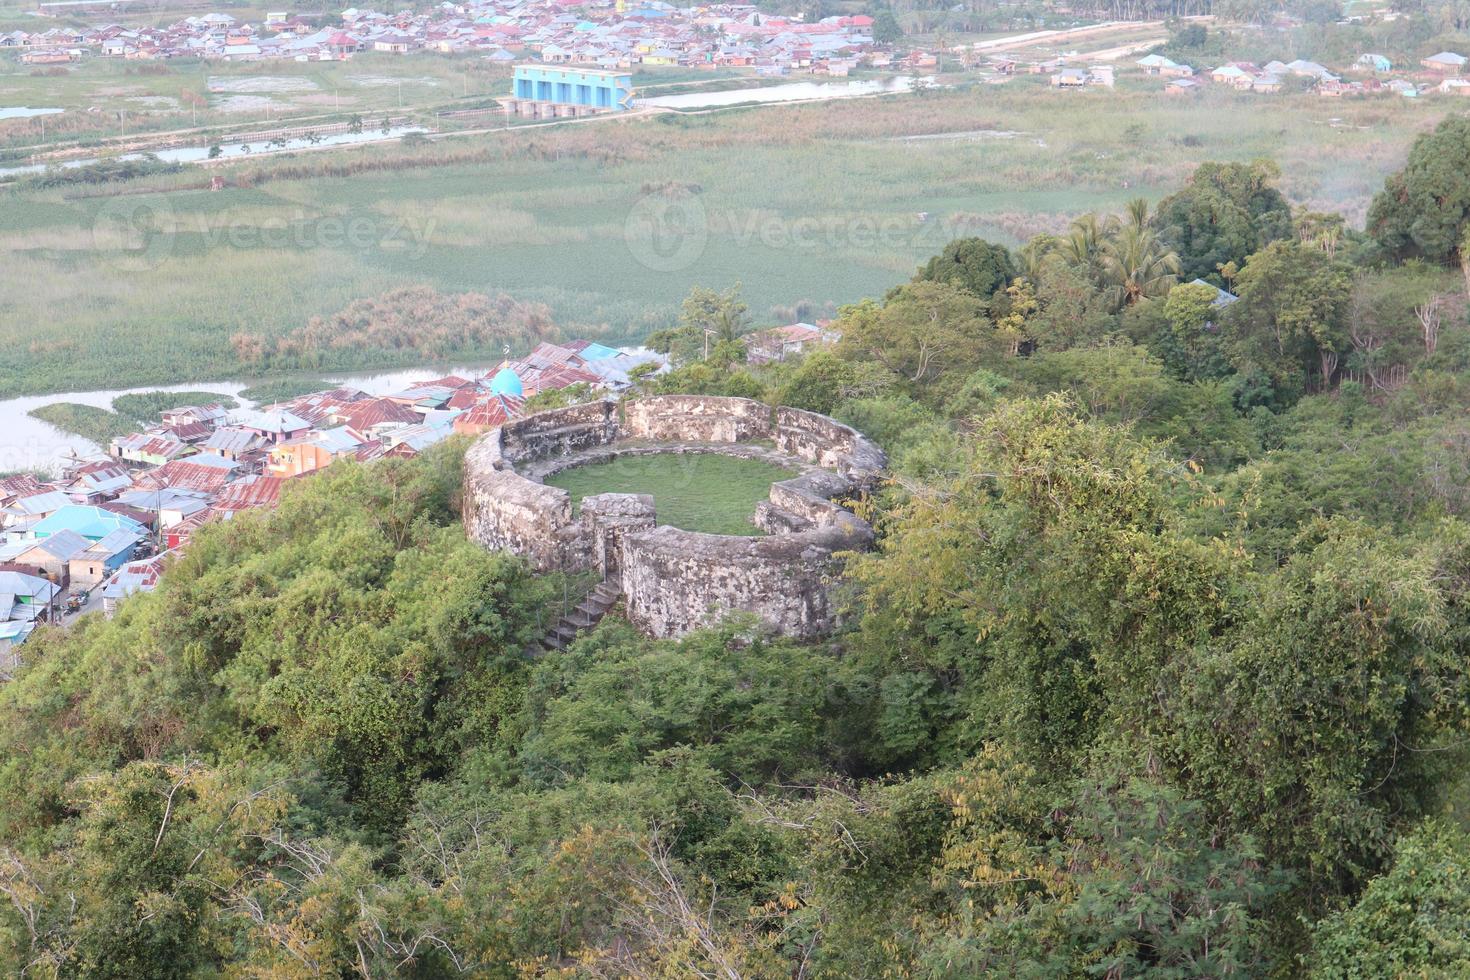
(544, 452, 795, 536)
(0, 79, 1450, 398)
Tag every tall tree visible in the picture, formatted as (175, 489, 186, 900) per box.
(1369, 115, 1470, 266)
(911, 237, 1016, 302)
(1224, 239, 1351, 403)
(1153, 160, 1293, 284)
(1100, 198, 1182, 309)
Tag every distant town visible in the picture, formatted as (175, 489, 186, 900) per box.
(3, 1, 883, 76)
(3, 3, 1468, 105)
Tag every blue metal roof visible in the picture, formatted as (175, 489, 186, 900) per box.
(32, 505, 147, 542)
(578, 342, 620, 360)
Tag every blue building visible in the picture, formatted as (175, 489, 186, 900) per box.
(509, 64, 634, 116)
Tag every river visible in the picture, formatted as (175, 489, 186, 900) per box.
(0, 107, 63, 121)
(0, 125, 428, 180)
(0, 363, 499, 475)
(639, 76, 925, 110)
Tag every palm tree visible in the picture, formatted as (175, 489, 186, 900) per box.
(1100, 199, 1180, 309)
(1058, 212, 1115, 285)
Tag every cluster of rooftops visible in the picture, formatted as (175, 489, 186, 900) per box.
(0, 340, 665, 668)
(1133, 50, 1468, 97)
(2, 0, 880, 70)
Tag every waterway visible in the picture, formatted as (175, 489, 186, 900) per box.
(0, 107, 63, 121)
(0, 125, 428, 180)
(639, 76, 924, 109)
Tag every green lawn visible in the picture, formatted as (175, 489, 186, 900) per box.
(544, 452, 794, 536)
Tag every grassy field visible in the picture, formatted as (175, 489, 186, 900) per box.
(0, 76, 1454, 397)
(545, 452, 794, 535)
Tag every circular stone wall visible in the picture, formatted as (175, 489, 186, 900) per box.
(463, 395, 885, 639)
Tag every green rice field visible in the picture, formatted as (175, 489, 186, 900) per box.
(0, 76, 1453, 397)
(544, 452, 795, 536)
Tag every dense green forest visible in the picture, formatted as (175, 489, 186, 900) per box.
(8, 118, 1470, 976)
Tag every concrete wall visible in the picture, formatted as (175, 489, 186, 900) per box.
(464, 395, 886, 639)
(623, 395, 773, 443)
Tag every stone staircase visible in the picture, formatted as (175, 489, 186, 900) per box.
(527, 580, 622, 657)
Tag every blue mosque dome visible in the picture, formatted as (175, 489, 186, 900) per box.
(489, 367, 524, 397)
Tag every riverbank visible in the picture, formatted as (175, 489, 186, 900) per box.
(2, 362, 503, 474)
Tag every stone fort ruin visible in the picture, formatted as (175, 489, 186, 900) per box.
(463, 395, 885, 641)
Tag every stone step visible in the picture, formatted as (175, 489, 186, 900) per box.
(523, 583, 624, 659)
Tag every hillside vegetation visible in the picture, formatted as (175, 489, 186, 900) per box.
(10, 123, 1470, 975)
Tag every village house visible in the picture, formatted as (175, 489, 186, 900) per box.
(101, 553, 169, 618)
(266, 427, 365, 477)
(452, 394, 526, 436)
(31, 504, 148, 544)
(200, 426, 269, 463)
(1137, 54, 1193, 77)
(0, 568, 60, 654)
(233, 408, 312, 445)
(0, 475, 46, 511)
(2, 490, 71, 534)
(60, 464, 131, 504)
(67, 528, 143, 590)
(112, 432, 192, 466)
(1421, 51, 1467, 72)
(212, 476, 288, 514)
(8, 530, 89, 588)
(743, 322, 832, 364)
(335, 397, 422, 437)
(135, 455, 241, 495)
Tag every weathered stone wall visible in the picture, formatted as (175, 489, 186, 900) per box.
(624, 395, 773, 443)
(619, 516, 872, 639)
(500, 400, 619, 465)
(774, 407, 886, 486)
(464, 395, 886, 639)
(462, 461, 577, 573)
(581, 493, 656, 577)
(463, 402, 620, 573)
